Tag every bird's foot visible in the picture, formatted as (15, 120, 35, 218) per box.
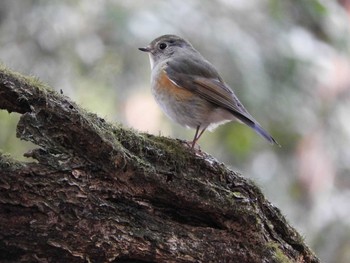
(176, 139, 202, 153)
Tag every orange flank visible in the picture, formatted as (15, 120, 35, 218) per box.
(156, 70, 194, 101)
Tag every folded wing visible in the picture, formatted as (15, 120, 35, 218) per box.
(165, 59, 278, 145)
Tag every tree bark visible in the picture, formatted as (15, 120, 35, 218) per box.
(0, 65, 319, 263)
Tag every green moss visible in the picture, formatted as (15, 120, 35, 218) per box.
(0, 63, 194, 174)
(229, 191, 246, 199)
(0, 63, 52, 92)
(267, 242, 294, 263)
(143, 140, 188, 173)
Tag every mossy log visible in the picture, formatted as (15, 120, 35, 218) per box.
(0, 65, 319, 263)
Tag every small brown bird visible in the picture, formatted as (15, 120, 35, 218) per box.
(139, 35, 278, 148)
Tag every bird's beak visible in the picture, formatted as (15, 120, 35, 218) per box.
(138, 46, 151, 52)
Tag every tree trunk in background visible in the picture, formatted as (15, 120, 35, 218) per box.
(0, 66, 319, 263)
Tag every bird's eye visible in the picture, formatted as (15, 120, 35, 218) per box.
(159, 43, 167, 50)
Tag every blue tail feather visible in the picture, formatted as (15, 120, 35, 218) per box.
(229, 109, 279, 146)
(252, 123, 279, 146)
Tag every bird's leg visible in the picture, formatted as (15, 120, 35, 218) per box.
(191, 126, 206, 149)
(190, 126, 201, 149)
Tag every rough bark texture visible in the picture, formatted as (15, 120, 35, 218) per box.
(0, 65, 319, 263)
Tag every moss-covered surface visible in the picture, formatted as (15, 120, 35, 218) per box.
(0, 65, 319, 262)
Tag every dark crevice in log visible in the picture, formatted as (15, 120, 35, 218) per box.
(149, 201, 224, 229)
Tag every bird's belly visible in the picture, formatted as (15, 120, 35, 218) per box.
(151, 71, 233, 130)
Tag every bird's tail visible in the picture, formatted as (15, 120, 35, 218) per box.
(251, 122, 279, 146)
(232, 111, 279, 146)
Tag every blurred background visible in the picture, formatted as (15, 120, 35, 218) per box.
(0, 0, 349, 261)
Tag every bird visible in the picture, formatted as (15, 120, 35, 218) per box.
(139, 34, 278, 149)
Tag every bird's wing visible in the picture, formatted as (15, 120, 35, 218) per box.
(165, 57, 278, 144)
(165, 58, 255, 125)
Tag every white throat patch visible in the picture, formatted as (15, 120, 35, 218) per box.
(148, 54, 155, 69)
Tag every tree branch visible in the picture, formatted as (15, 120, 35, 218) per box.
(0, 65, 319, 262)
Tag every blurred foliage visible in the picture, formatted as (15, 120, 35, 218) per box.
(0, 0, 350, 262)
